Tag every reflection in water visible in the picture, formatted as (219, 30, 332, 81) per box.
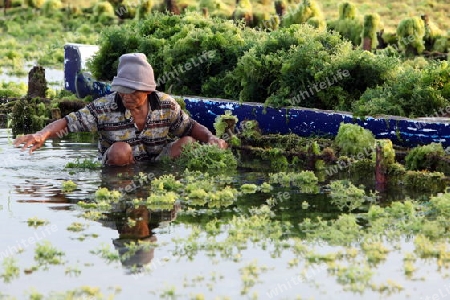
(13, 180, 68, 203)
(98, 165, 180, 270)
(102, 204, 180, 270)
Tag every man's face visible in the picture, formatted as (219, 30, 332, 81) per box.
(119, 91, 148, 110)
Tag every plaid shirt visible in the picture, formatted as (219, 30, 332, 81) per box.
(64, 91, 194, 161)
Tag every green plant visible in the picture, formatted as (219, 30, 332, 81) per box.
(146, 191, 179, 210)
(374, 139, 396, 166)
(175, 142, 237, 172)
(213, 110, 238, 138)
(239, 120, 261, 139)
(27, 217, 49, 228)
(361, 13, 381, 50)
(65, 158, 102, 169)
(150, 174, 181, 192)
(92, 1, 116, 24)
(67, 222, 88, 232)
(26, 0, 44, 8)
(291, 170, 318, 186)
(269, 171, 319, 193)
(282, 0, 324, 28)
(233, 0, 253, 26)
(42, 0, 61, 16)
(260, 147, 288, 171)
(327, 2, 363, 46)
(232, 25, 319, 105)
(264, 28, 397, 110)
(34, 241, 65, 267)
(353, 61, 449, 118)
(90, 243, 120, 263)
(0, 82, 27, 97)
(260, 182, 272, 193)
(88, 12, 257, 98)
(329, 180, 368, 212)
(61, 180, 77, 193)
(1, 257, 20, 283)
(94, 187, 121, 202)
(339, 2, 356, 20)
(403, 170, 446, 192)
(240, 183, 258, 194)
(405, 142, 445, 171)
(396, 16, 426, 55)
(430, 192, 450, 218)
(335, 123, 375, 156)
(11, 98, 49, 135)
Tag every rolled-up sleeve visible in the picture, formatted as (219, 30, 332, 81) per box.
(168, 100, 194, 137)
(64, 103, 98, 133)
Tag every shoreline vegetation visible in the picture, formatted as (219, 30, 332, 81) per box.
(0, 0, 449, 121)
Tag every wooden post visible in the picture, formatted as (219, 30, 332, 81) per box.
(376, 29, 387, 49)
(27, 66, 47, 98)
(274, 0, 286, 18)
(202, 7, 208, 18)
(362, 37, 372, 51)
(4, 0, 11, 15)
(165, 0, 180, 15)
(375, 143, 386, 193)
(307, 143, 317, 171)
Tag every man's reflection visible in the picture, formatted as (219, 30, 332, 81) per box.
(103, 203, 180, 270)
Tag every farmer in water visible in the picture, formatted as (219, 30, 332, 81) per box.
(14, 53, 227, 165)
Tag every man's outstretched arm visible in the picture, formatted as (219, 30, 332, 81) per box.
(189, 121, 228, 149)
(13, 118, 69, 154)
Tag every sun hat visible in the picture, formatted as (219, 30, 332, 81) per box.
(111, 53, 157, 94)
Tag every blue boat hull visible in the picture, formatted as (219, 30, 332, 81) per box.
(64, 43, 450, 148)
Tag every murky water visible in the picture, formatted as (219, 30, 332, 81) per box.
(0, 128, 449, 299)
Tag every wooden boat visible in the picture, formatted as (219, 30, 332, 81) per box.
(64, 43, 450, 148)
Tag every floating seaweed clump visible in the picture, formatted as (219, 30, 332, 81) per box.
(181, 172, 238, 208)
(269, 171, 318, 186)
(259, 182, 273, 193)
(151, 174, 183, 192)
(0, 257, 20, 283)
(145, 192, 179, 210)
(34, 240, 65, 268)
(240, 183, 258, 194)
(65, 158, 102, 169)
(329, 180, 375, 212)
(174, 142, 238, 172)
(94, 187, 121, 202)
(429, 191, 450, 218)
(61, 180, 77, 193)
(130, 170, 239, 209)
(66, 222, 88, 232)
(269, 170, 319, 193)
(90, 243, 120, 264)
(27, 217, 49, 228)
(77, 187, 122, 213)
(299, 214, 362, 245)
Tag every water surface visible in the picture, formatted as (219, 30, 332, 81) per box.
(0, 128, 448, 300)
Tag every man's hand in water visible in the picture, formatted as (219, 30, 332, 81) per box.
(13, 132, 48, 154)
(13, 119, 68, 154)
